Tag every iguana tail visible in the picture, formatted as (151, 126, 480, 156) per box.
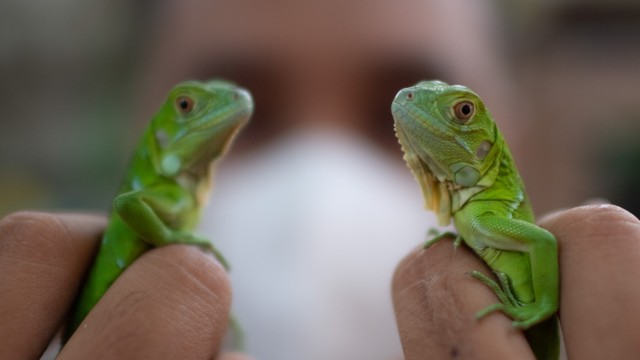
(525, 315, 560, 360)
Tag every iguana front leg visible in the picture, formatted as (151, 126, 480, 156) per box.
(114, 184, 229, 269)
(464, 214, 558, 329)
(424, 229, 462, 249)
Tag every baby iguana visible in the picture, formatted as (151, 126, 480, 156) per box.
(392, 80, 559, 359)
(64, 80, 253, 342)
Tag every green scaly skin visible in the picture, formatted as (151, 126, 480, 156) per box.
(64, 80, 253, 342)
(392, 80, 559, 360)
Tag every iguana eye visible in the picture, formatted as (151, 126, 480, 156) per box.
(176, 96, 194, 114)
(453, 101, 474, 124)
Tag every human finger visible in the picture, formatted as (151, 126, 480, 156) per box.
(218, 352, 254, 360)
(0, 211, 105, 359)
(392, 239, 534, 360)
(59, 244, 233, 359)
(539, 205, 640, 359)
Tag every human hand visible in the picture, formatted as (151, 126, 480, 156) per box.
(392, 205, 640, 359)
(0, 212, 250, 360)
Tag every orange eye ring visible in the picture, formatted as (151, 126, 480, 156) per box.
(453, 101, 474, 123)
(176, 96, 195, 113)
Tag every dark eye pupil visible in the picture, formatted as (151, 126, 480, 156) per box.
(453, 101, 474, 123)
(176, 96, 194, 113)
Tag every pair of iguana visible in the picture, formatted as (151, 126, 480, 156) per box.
(64, 79, 559, 359)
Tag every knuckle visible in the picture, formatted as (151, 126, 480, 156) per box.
(392, 242, 455, 297)
(149, 245, 231, 307)
(0, 211, 70, 265)
(393, 246, 430, 294)
(583, 204, 639, 229)
(151, 246, 232, 335)
(558, 205, 640, 252)
(572, 204, 639, 238)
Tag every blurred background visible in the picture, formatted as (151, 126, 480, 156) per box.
(2, 0, 639, 359)
(1, 0, 639, 217)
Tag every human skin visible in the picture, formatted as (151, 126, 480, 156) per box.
(1, 205, 639, 358)
(393, 204, 640, 359)
(0, 212, 252, 360)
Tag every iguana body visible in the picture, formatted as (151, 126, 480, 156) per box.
(65, 80, 253, 341)
(392, 80, 559, 359)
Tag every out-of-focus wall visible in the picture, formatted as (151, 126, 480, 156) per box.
(504, 0, 640, 215)
(0, 1, 150, 215)
(1, 0, 639, 217)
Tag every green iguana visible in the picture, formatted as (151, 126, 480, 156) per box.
(64, 79, 253, 342)
(392, 80, 559, 359)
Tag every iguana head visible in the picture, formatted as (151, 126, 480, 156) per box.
(150, 80, 253, 176)
(391, 80, 502, 225)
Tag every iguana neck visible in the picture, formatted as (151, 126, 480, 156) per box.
(466, 142, 532, 220)
(429, 132, 506, 225)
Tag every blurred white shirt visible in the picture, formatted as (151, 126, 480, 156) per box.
(199, 128, 437, 360)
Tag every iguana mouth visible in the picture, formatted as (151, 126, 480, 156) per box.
(191, 104, 251, 134)
(392, 101, 450, 181)
(169, 106, 251, 175)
